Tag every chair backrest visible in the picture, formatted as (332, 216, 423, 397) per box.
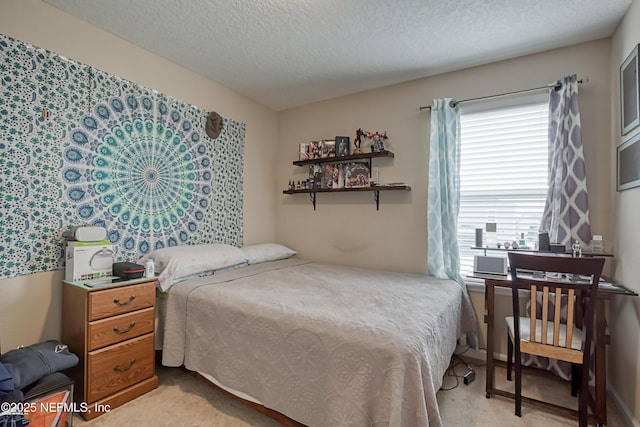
(508, 252, 605, 363)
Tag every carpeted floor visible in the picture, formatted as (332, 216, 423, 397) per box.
(73, 359, 628, 426)
(437, 358, 627, 426)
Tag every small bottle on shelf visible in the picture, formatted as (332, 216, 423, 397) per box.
(145, 258, 155, 278)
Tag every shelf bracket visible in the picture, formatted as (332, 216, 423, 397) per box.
(309, 192, 316, 210)
(374, 190, 380, 210)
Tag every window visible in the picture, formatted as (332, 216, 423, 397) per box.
(457, 97, 549, 278)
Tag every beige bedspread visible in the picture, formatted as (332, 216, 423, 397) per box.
(160, 258, 471, 426)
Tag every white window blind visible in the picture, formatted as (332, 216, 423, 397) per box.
(458, 100, 549, 277)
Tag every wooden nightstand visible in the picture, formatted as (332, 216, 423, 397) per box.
(61, 277, 159, 420)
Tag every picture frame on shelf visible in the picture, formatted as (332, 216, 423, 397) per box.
(335, 163, 346, 188)
(620, 44, 640, 135)
(322, 164, 335, 188)
(617, 131, 640, 191)
(345, 162, 370, 188)
(298, 143, 310, 161)
(310, 141, 321, 159)
(335, 136, 350, 156)
(309, 164, 322, 188)
(321, 139, 336, 158)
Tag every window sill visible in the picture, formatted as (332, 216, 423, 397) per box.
(464, 277, 485, 293)
(464, 276, 513, 297)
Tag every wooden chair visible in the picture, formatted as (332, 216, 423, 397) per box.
(505, 252, 604, 427)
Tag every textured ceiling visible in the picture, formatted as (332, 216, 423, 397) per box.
(43, 0, 631, 111)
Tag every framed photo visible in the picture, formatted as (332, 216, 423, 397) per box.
(309, 141, 321, 160)
(335, 136, 350, 156)
(618, 132, 640, 191)
(335, 163, 346, 188)
(621, 44, 640, 135)
(322, 164, 335, 188)
(345, 162, 370, 188)
(321, 139, 336, 158)
(298, 143, 310, 161)
(309, 164, 322, 188)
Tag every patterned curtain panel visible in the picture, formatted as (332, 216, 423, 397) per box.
(427, 98, 462, 283)
(427, 98, 476, 334)
(0, 34, 245, 279)
(528, 74, 593, 380)
(540, 74, 591, 248)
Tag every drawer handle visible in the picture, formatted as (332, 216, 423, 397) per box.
(113, 359, 136, 372)
(113, 295, 136, 306)
(113, 322, 136, 334)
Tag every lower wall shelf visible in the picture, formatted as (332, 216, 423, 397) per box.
(282, 184, 411, 210)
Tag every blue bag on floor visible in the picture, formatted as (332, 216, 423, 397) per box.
(1, 340, 78, 390)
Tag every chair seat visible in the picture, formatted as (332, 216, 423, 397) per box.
(506, 316, 583, 351)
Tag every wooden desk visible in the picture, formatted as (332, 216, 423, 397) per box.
(482, 274, 637, 425)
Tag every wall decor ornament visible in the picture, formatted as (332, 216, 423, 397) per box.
(617, 131, 640, 191)
(0, 34, 245, 279)
(206, 111, 223, 139)
(620, 44, 640, 135)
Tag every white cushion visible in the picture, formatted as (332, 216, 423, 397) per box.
(505, 316, 583, 351)
(138, 244, 248, 291)
(241, 243, 297, 265)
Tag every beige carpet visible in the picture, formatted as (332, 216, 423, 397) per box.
(73, 360, 628, 426)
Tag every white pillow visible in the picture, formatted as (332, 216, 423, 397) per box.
(138, 243, 248, 291)
(241, 243, 297, 265)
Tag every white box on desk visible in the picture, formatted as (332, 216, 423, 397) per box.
(65, 241, 115, 282)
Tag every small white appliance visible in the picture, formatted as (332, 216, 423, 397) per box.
(65, 241, 115, 282)
(473, 255, 508, 276)
(62, 226, 107, 242)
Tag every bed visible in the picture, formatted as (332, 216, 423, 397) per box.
(154, 244, 474, 427)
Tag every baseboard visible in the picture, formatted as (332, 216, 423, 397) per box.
(456, 347, 487, 363)
(458, 347, 510, 362)
(607, 383, 640, 427)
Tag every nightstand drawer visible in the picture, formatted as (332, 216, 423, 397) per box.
(88, 307, 155, 351)
(88, 334, 155, 402)
(89, 282, 155, 320)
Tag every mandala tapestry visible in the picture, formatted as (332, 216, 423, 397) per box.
(0, 34, 245, 279)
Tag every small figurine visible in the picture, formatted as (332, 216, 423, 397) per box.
(572, 240, 582, 257)
(366, 131, 388, 152)
(354, 128, 365, 154)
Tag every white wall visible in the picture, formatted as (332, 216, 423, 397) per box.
(0, 0, 278, 350)
(276, 36, 617, 412)
(610, 2, 640, 424)
(277, 39, 612, 274)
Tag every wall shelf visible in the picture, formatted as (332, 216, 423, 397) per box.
(283, 185, 411, 210)
(292, 150, 394, 167)
(285, 149, 409, 210)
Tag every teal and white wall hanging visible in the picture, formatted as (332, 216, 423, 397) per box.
(0, 34, 245, 279)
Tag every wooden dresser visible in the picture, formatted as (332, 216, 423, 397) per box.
(62, 277, 159, 420)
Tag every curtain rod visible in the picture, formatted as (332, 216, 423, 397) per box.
(417, 77, 588, 111)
